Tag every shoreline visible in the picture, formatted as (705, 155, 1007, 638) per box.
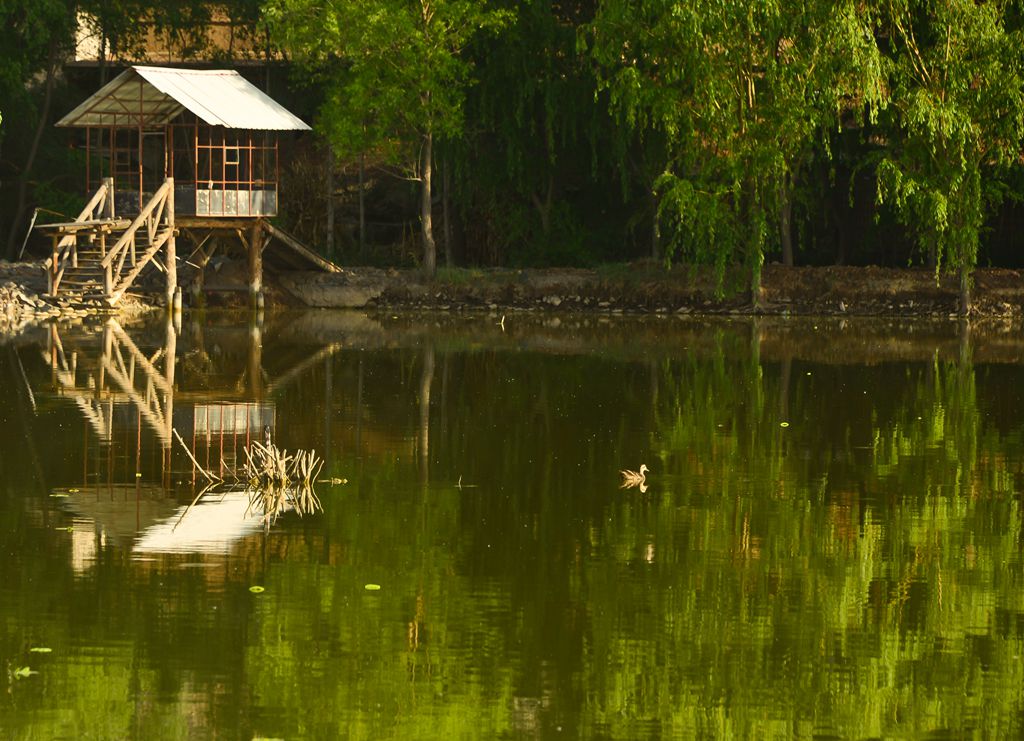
(3, 260, 1024, 337)
(279, 263, 1024, 319)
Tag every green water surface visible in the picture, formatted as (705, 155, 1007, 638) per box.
(0, 313, 1022, 739)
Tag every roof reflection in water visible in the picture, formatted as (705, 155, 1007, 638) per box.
(134, 490, 264, 554)
(37, 315, 333, 559)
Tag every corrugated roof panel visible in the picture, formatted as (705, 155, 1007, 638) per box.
(56, 66, 311, 131)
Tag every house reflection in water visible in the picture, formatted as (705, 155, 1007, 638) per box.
(178, 402, 275, 484)
(41, 317, 287, 564)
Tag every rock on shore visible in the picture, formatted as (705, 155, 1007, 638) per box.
(0, 260, 155, 338)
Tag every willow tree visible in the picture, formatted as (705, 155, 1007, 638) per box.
(586, 0, 882, 300)
(456, 0, 616, 263)
(266, 0, 509, 276)
(874, 0, 1024, 315)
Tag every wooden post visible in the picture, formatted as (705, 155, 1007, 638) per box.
(165, 177, 177, 311)
(104, 176, 115, 219)
(48, 324, 58, 385)
(48, 235, 59, 296)
(188, 232, 215, 310)
(99, 321, 112, 394)
(248, 315, 264, 399)
(163, 314, 176, 464)
(248, 220, 263, 308)
(104, 258, 113, 298)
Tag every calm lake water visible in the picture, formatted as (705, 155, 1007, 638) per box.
(1, 311, 1023, 739)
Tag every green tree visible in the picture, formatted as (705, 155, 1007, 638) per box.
(0, 0, 77, 259)
(266, 0, 510, 276)
(586, 0, 882, 298)
(456, 0, 623, 265)
(873, 0, 1024, 315)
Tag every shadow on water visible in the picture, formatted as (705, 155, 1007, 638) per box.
(2, 310, 1024, 737)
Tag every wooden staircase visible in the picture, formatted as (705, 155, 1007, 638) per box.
(39, 177, 176, 307)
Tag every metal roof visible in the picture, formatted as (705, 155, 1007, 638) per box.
(56, 65, 311, 131)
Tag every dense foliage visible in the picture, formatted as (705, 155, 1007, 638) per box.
(4, 1, 1024, 303)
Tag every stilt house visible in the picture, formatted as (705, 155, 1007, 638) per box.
(41, 65, 336, 307)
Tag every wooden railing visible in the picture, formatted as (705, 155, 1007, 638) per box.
(101, 177, 175, 304)
(46, 177, 116, 296)
(45, 318, 176, 448)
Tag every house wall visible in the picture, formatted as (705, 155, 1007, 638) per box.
(72, 9, 280, 66)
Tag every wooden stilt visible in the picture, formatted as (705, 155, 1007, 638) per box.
(49, 235, 59, 296)
(248, 220, 264, 307)
(163, 314, 176, 480)
(165, 177, 177, 310)
(248, 317, 264, 398)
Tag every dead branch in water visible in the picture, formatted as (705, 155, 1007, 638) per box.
(242, 440, 324, 527)
(173, 428, 222, 484)
(173, 428, 328, 530)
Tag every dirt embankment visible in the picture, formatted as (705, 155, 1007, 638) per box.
(277, 263, 1024, 318)
(4, 259, 1024, 337)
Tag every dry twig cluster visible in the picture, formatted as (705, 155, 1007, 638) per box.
(243, 441, 323, 527)
(173, 429, 326, 531)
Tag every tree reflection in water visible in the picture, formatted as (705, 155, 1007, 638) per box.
(0, 316, 1022, 738)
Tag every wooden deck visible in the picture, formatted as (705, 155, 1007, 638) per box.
(37, 177, 340, 308)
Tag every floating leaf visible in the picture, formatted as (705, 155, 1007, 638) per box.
(249, 585, 265, 594)
(29, 647, 52, 653)
(364, 584, 381, 591)
(780, 422, 790, 428)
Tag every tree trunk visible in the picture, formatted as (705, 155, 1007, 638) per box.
(750, 262, 764, 310)
(418, 344, 435, 484)
(778, 354, 792, 425)
(99, 32, 109, 85)
(421, 130, 436, 277)
(745, 179, 764, 309)
(959, 262, 971, 317)
(530, 175, 554, 238)
(358, 151, 366, 256)
(6, 41, 59, 259)
(325, 145, 335, 261)
(829, 175, 847, 266)
(834, 222, 847, 266)
(263, 24, 273, 93)
(651, 191, 661, 260)
(779, 174, 794, 267)
(443, 156, 452, 268)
